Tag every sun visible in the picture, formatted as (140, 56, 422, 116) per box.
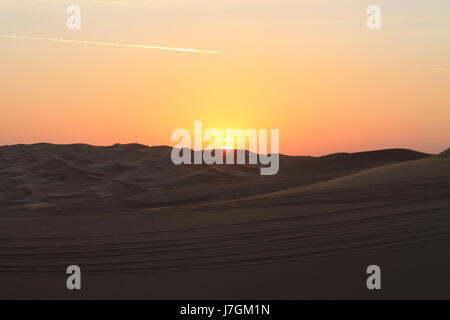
(222, 136, 235, 150)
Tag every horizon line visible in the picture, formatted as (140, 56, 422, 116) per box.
(0, 142, 441, 158)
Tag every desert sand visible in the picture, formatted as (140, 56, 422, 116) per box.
(0, 144, 449, 299)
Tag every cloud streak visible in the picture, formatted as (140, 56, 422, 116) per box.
(0, 34, 221, 54)
(432, 67, 450, 72)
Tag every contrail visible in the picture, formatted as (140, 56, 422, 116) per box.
(0, 34, 221, 54)
(432, 67, 450, 72)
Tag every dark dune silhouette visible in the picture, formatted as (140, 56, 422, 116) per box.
(438, 148, 450, 158)
(0, 143, 449, 299)
(0, 144, 430, 215)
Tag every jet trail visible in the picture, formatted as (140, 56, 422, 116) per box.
(0, 34, 221, 54)
(433, 67, 450, 72)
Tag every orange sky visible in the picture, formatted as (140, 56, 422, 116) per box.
(1, 0, 449, 155)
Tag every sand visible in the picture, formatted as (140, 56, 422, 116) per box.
(0, 144, 448, 299)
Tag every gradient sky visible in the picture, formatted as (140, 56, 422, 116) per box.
(1, 0, 449, 155)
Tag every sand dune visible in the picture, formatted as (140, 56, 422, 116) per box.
(0, 144, 429, 215)
(438, 148, 450, 158)
(0, 144, 448, 299)
(237, 156, 450, 201)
